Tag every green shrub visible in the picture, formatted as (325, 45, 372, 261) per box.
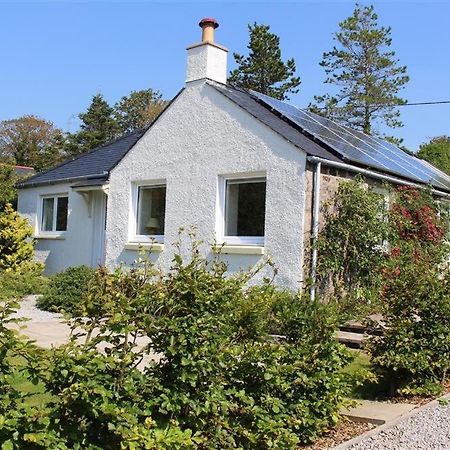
(1, 236, 352, 448)
(315, 177, 389, 319)
(37, 265, 95, 315)
(142, 241, 352, 447)
(366, 259, 450, 395)
(0, 297, 65, 449)
(0, 204, 36, 271)
(0, 267, 47, 301)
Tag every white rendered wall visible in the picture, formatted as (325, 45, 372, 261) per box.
(107, 82, 308, 290)
(17, 183, 99, 274)
(186, 43, 228, 84)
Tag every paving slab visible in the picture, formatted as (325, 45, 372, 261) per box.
(10, 320, 71, 348)
(337, 330, 365, 347)
(342, 400, 417, 425)
(8, 297, 161, 368)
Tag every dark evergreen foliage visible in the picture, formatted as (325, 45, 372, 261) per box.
(228, 23, 301, 100)
(310, 4, 409, 136)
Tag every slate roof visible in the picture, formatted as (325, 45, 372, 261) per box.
(18, 128, 146, 188)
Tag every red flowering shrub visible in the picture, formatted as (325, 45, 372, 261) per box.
(367, 186, 450, 395)
(390, 186, 446, 246)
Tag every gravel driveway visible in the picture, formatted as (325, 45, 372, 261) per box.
(346, 400, 450, 450)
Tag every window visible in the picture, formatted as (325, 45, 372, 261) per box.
(135, 184, 166, 240)
(40, 195, 68, 233)
(223, 177, 266, 245)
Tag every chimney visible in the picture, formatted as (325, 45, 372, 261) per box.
(186, 18, 228, 85)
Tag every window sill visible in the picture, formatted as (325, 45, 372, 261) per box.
(213, 245, 265, 255)
(124, 242, 164, 252)
(33, 234, 65, 240)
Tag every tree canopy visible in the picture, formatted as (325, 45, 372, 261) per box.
(65, 89, 168, 156)
(228, 23, 301, 100)
(310, 4, 409, 136)
(0, 165, 19, 211)
(0, 115, 65, 171)
(417, 136, 450, 175)
(114, 89, 167, 133)
(65, 94, 120, 156)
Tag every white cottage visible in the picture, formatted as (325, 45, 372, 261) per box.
(17, 18, 450, 290)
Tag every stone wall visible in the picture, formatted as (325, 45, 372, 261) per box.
(303, 163, 386, 281)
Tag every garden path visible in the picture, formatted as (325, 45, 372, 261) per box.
(10, 295, 160, 368)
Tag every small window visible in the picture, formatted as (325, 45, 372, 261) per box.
(136, 185, 166, 238)
(41, 195, 68, 233)
(224, 177, 266, 244)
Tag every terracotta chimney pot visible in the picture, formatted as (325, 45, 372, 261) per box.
(199, 17, 219, 43)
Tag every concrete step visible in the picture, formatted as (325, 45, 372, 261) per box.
(341, 400, 416, 425)
(337, 330, 365, 348)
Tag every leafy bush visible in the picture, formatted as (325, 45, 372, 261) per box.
(0, 268, 47, 301)
(315, 177, 389, 318)
(367, 257, 450, 395)
(0, 204, 36, 271)
(366, 187, 450, 395)
(37, 265, 95, 315)
(0, 298, 65, 449)
(1, 235, 351, 449)
(0, 165, 19, 211)
(141, 240, 351, 447)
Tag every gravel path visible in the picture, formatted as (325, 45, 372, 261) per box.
(347, 401, 450, 450)
(11, 295, 63, 322)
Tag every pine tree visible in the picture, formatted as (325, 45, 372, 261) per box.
(228, 23, 301, 100)
(310, 4, 409, 136)
(66, 94, 119, 156)
(114, 89, 167, 133)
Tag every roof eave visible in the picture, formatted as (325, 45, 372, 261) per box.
(17, 172, 109, 189)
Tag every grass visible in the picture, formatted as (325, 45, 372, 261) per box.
(343, 349, 391, 400)
(7, 355, 53, 407)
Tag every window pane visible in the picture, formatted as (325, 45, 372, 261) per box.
(56, 197, 68, 231)
(137, 186, 166, 235)
(225, 180, 266, 237)
(41, 198, 54, 232)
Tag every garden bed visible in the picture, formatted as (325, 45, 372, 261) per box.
(302, 420, 376, 449)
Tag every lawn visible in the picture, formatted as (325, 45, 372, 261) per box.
(344, 349, 391, 400)
(7, 355, 53, 408)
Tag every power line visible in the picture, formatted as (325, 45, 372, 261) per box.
(314, 100, 450, 110)
(400, 100, 450, 106)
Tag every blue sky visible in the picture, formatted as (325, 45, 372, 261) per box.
(1, 0, 449, 150)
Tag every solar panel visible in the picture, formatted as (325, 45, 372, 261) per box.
(251, 91, 450, 192)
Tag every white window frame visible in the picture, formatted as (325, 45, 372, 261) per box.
(217, 172, 266, 246)
(129, 180, 167, 244)
(37, 193, 69, 236)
